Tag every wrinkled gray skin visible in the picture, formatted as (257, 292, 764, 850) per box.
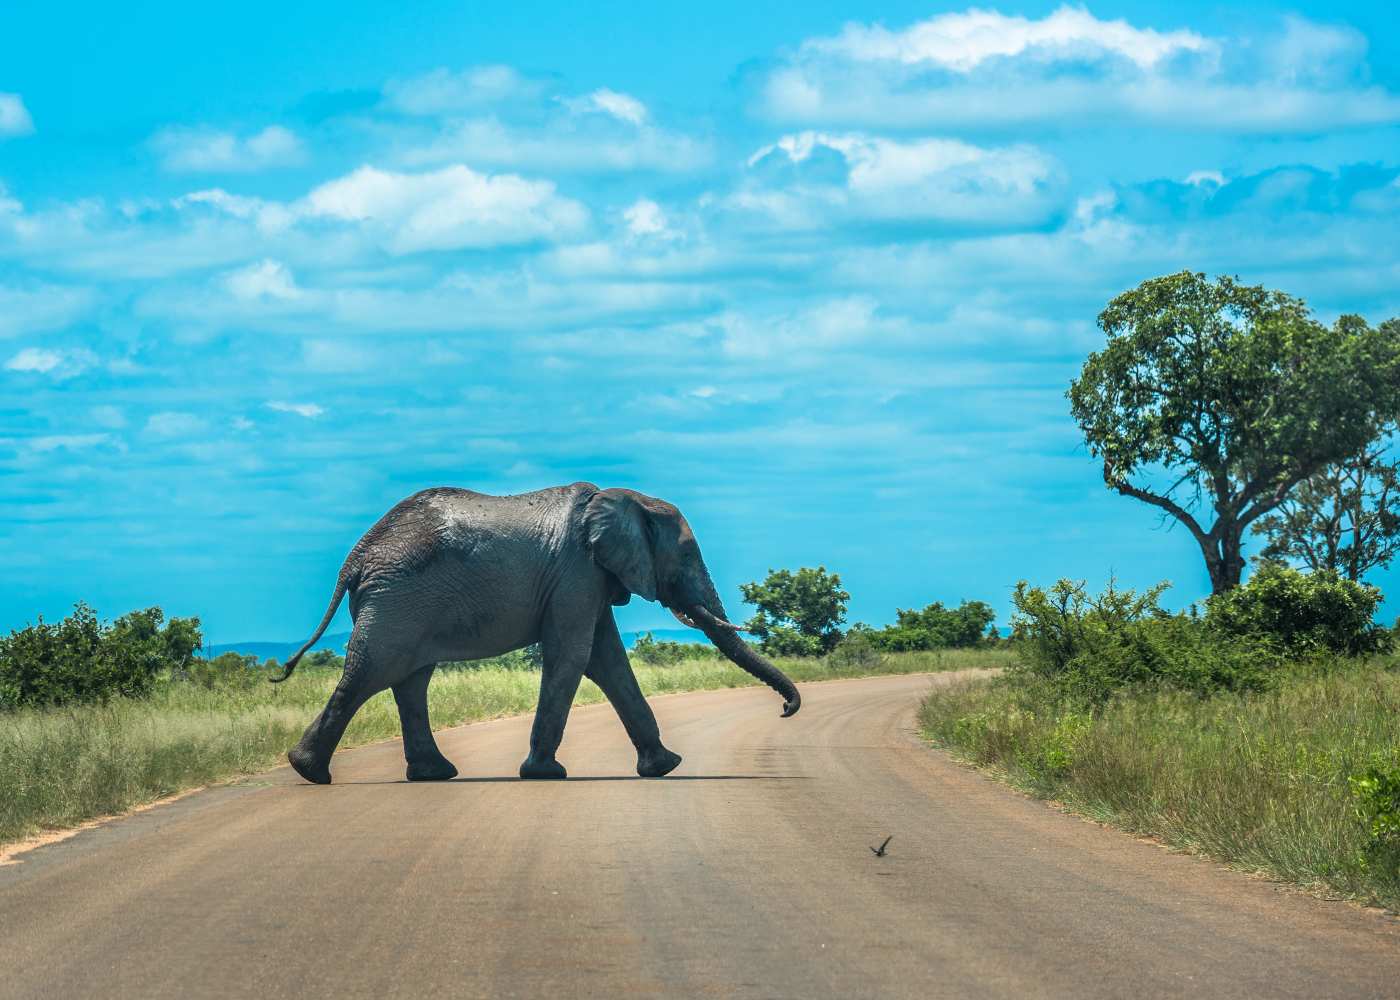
(275, 483, 800, 784)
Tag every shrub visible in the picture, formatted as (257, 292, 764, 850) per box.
(741, 567, 849, 657)
(0, 603, 203, 709)
(862, 600, 997, 651)
(630, 632, 719, 666)
(1349, 756, 1400, 870)
(1207, 563, 1389, 657)
(1010, 579, 1278, 704)
(826, 630, 885, 670)
(442, 644, 543, 672)
(184, 652, 265, 690)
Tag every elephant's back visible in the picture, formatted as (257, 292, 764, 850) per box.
(350, 483, 594, 583)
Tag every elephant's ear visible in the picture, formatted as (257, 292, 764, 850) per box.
(583, 489, 658, 602)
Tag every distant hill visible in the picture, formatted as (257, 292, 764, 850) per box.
(205, 626, 742, 661)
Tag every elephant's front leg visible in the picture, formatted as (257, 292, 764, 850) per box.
(392, 665, 458, 782)
(520, 606, 596, 780)
(586, 612, 681, 778)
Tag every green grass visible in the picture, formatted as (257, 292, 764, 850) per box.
(920, 657, 1400, 910)
(0, 646, 1010, 846)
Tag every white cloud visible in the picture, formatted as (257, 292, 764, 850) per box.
(569, 88, 648, 125)
(737, 132, 1060, 228)
(152, 125, 305, 172)
(144, 411, 207, 438)
(0, 284, 96, 337)
(622, 198, 674, 238)
(761, 7, 1400, 130)
(383, 66, 538, 115)
(267, 400, 324, 418)
(808, 5, 1211, 72)
(301, 164, 588, 253)
(224, 259, 300, 300)
(26, 433, 111, 453)
(302, 338, 378, 373)
(1185, 170, 1226, 187)
(0, 93, 34, 137)
(397, 116, 710, 173)
(4, 346, 98, 379)
(719, 297, 906, 361)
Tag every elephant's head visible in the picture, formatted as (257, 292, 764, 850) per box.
(582, 488, 801, 717)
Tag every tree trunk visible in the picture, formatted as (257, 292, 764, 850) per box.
(1201, 521, 1247, 594)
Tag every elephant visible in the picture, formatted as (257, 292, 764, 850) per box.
(272, 483, 801, 784)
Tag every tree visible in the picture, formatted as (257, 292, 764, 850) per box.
(1252, 437, 1400, 582)
(1069, 273, 1400, 593)
(740, 567, 849, 657)
(862, 600, 997, 651)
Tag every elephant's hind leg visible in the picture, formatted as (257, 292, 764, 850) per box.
(288, 629, 407, 785)
(393, 665, 457, 782)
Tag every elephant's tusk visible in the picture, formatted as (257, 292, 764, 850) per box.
(671, 608, 700, 629)
(685, 606, 743, 632)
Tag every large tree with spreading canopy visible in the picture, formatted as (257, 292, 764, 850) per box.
(1069, 272, 1400, 593)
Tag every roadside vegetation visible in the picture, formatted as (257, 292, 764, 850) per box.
(921, 571, 1400, 909)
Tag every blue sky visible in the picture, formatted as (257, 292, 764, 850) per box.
(3, 1, 1399, 643)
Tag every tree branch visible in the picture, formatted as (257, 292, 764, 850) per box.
(1107, 467, 1212, 547)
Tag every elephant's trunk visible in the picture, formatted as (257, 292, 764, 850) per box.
(687, 604, 801, 717)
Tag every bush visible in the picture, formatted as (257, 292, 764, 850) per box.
(442, 644, 544, 672)
(630, 632, 720, 666)
(1350, 757, 1400, 870)
(1207, 564, 1389, 657)
(1010, 579, 1278, 704)
(0, 603, 203, 709)
(184, 652, 266, 690)
(826, 630, 885, 670)
(861, 600, 997, 651)
(741, 567, 849, 657)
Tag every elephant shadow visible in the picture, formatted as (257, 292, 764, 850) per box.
(319, 774, 809, 785)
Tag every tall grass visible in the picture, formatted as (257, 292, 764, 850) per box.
(0, 646, 1009, 845)
(920, 658, 1400, 910)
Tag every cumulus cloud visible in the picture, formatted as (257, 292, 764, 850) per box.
(301, 164, 588, 253)
(4, 346, 98, 379)
(733, 132, 1060, 228)
(760, 6, 1400, 130)
(383, 65, 540, 114)
(266, 400, 324, 418)
(397, 114, 709, 173)
(224, 259, 301, 300)
(151, 125, 305, 172)
(622, 198, 675, 238)
(0, 93, 34, 137)
(567, 88, 648, 125)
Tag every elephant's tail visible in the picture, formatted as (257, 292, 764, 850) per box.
(269, 569, 354, 684)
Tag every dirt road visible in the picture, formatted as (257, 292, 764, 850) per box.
(3, 672, 1397, 998)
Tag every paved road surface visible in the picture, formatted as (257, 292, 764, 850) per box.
(3, 672, 1398, 998)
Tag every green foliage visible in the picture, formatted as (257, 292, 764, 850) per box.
(0, 603, 203, 710)
(740, 566, 849, 657)
(1206, 564, 1390, 657)
(1010, 578, 1278, 704)
(922, 662, 1400, 910)
(1253, 438, 1400, 581)
(1350, 757, 1400, 868)
(1069, 272, 1400, 593)
(825, 629, 885, 670)
(184, 652, 266, 691)
(860, 600, 997, 651)
(630, 632, 720, 666)
(441, 644, 544, 672)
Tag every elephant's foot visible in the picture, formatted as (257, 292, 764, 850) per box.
(288, 747, 332, 785)
(406, 756, 459, 782)
(519, 755, 568, 780)
(637, 747, 683, 778)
